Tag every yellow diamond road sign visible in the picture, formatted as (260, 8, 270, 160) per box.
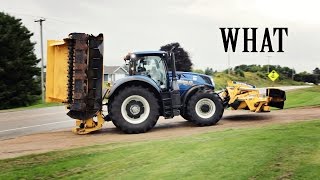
(268, 70, 280, 82)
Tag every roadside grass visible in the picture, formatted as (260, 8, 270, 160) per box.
(0, 99, 62, 112)
(214, 72, 304, 90)
(284, 86, 320, 109)
(0, 120, 319, 179)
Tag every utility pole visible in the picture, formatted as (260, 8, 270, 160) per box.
(266, 56, 271, 74)
(35, 18, 46, 103)
(292, 67, 295, 80)
(228, 51, 231, 74)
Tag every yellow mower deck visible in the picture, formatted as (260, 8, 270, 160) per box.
(221, 81, 286, 112)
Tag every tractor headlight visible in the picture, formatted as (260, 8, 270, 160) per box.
(130, 53, 136, 59)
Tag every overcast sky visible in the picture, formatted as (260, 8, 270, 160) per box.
(1, 0, 319, 72)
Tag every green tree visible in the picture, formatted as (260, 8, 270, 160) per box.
(193, 69, 204, 74)
(0, 12, 41, 109)
(313, 67, 320, 75)
(204, 67, 214, 75)
(160, 42, 193, 72)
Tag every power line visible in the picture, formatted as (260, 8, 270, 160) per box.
(5, 10, 86, 26)
(4, 11, 42, 19)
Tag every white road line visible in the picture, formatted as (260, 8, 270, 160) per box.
(0, 120, 72, 133)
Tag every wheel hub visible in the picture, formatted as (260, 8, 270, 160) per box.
(126, 100, 145, 119)
(200, 104, 210, 113)
(130, 105, 141, 115)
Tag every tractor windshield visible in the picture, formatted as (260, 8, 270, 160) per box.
(135, 55, 167, 88)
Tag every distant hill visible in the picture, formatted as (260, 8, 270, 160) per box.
(213, 72, 304, 90)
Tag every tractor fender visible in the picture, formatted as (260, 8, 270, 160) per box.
(181, 84, 215, 112)
(105, 75, 161, 100)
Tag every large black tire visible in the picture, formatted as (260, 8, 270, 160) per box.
(181, 112, 193, 122)
(109, 86, 160, 134)
(186, 90, 224, 126)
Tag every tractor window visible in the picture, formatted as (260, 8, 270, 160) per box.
(135, 56, 167, 88)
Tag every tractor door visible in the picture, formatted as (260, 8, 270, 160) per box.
(133, 56, 168, 89)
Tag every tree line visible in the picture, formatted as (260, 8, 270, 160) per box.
(194, 64, 319, 85)
(0, 12, 41, 109)
(294, 68, 320, 84)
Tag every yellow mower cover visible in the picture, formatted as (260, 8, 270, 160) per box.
(46, 40, 68, 103)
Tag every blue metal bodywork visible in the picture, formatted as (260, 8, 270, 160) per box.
(169, 71, 215, 95)
(108, 50, 215, 102)
(126, 50, 215, 94)
(107, 71, 215, 100)
(107, 75, 161, 98)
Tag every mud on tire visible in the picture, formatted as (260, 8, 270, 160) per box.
(109, 86, 160, 134)
(187, 89, 224, 126)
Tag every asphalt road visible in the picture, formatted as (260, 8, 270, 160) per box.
(0, 85, 311, 140)
(0, 106, 73, 140)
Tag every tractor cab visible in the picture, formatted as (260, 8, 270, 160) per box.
(124, 51, 169, 89)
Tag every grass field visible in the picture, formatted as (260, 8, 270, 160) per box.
(1, 120, 319, 179)
(0, 100, 62, 112)
(214, 72, 304, 90)
(285, 86, 320, 109)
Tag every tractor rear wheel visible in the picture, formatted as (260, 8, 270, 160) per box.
(109, 86, 159, 134)
(187, 90, 224, 126)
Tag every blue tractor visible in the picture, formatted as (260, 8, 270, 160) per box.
(106, 51, 224, 133)
(50, 33, 224, 134)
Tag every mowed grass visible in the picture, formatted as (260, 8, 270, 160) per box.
(1, 120, 320, 179)
(285, 86, 320, 109)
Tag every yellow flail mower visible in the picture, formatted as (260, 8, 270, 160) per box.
(46, 33, 286, 135)
(220, 81, 286, 112)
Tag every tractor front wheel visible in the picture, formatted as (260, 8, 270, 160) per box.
(109, 86, 160, 134)
(181, 112, 193, 122)
(187, 90, 224, 126)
